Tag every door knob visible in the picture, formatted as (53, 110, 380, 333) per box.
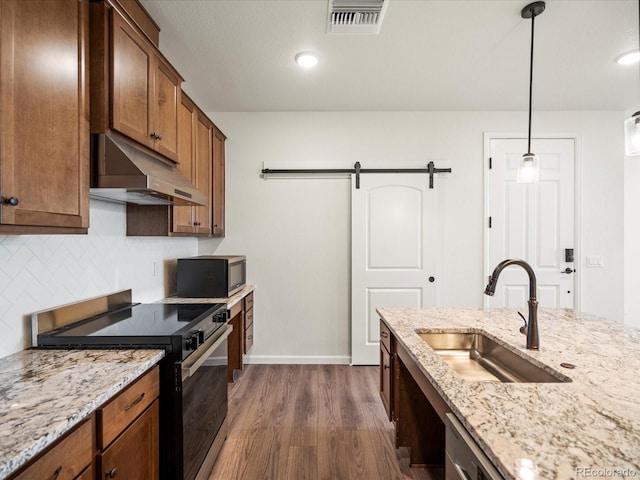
(1, 196, 19, 206)
(561, 268, 575, 274)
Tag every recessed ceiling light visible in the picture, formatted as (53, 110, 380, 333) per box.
(616, 50, 640, 65)
(295, 52, 319, 68)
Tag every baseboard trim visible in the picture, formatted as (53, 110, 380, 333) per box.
(243, 355, 350, 365)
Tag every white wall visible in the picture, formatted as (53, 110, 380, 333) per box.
(625, 149, 640, 330)
(0, 200, 197, 358)
(200, 110, 625, 364)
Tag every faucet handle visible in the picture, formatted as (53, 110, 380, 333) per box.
(517, 311, 528, 335)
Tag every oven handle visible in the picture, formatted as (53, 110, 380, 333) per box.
(181, 324, 233, 381)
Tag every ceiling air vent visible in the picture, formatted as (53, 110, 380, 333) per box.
(327, 0, 389, 35)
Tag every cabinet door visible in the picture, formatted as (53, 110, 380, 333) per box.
(0, 0, 89, 232)
(151, 57, 180, 162)
(380, 343, 393, 421)
(194, 112, 212, 234)
(111, 11, 152, 149)
(172, 96, 196, 233)
(211, 128, 226, 236)
(98, 400, 159, 480)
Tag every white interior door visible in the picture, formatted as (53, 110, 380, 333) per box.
(351, 173, 439, 365)
(486, 138, 575, 309)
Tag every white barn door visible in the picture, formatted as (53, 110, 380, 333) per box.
(487, 138, 575, 309)
(351, 173, 439, 365)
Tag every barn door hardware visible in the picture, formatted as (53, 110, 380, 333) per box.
(261, 161, 452, 189)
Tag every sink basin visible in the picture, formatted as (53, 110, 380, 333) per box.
(418, 332, 571, 383)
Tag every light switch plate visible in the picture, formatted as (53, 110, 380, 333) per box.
(586, 255, 604, 267)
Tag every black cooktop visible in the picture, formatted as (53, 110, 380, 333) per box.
(38, 303, 226, 346)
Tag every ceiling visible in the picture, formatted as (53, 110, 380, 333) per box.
(140, 0, 638, 112)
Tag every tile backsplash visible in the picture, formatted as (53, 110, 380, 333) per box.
(0, 200, 197, 358)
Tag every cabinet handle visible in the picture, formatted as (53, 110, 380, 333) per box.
(106, 467, 118, 478)
(124, 392, 145, 412)
(1, 196, 19, 206)
(157, 134, 163, 140)
(150, 132, 159, 140)
(383, 364, 389, 370)
(380, 331, 388, 338)
(51, 466, 62, 480)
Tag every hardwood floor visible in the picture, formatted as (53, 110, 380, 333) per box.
(208, 364, 444, 480)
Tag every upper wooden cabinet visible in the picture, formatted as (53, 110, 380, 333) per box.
(126, 92, 225, 237)
(91, 0, 182, 162)
(212, 127, 226, 237)
(172, 94, 212, 235)
(0, 0, 90, 234)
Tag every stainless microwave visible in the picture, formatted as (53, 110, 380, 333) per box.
(177, 255, 246, 298)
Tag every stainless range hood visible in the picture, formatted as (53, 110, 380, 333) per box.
(90, 134, 206, 206)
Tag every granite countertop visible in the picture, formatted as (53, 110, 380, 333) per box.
(377, 307, 640, 480)
(0, 349, 164, 479)
(159, 284, 255, 309)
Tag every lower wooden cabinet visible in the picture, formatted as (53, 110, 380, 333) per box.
(227, 291, 255, 382)
(97, 400, 159, 480)
(244, 292, 254, 354)
(379, 319, 394, 421)
(96, 366, 160, 480)
(9, 366, 160, 480)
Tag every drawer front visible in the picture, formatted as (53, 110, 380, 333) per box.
(244, 291, 254, 311)
(13, 417, 93, 480)
(380, 320, 391, 353)
(98, 366, 159, 449)
(229, 300, 242, 320)
(244, 322, 254, 353)
(245, 306, 253, 328)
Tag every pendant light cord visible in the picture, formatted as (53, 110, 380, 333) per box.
(527, 12, 536, 155)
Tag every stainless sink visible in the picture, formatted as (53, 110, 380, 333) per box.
(418, 332, 571, 383)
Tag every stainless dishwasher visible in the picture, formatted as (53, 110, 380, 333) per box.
(446, 414, 504, 480)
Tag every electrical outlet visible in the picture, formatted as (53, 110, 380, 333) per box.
(586, 256, 604, 268)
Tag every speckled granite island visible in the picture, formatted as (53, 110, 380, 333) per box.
(377, 307, 640, 480)
(0, 349, 164, 479)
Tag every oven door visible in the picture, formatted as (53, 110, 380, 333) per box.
(180, 324, 232, 480)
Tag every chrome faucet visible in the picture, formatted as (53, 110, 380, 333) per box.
(484, 259, 539, 350)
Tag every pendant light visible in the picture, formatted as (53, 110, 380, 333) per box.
(517, 1, 545, 183)
(624, 0, 640, 156)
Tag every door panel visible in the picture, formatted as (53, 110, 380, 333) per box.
(487, 138, 575, 309)
(111, 13, 151, 146)
(352, 174, 438, 365)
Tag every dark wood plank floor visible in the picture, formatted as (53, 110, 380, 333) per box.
(208, 364, 444, 480)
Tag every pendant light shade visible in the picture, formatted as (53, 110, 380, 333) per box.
(517, 1, 545, 183)
(625, 1, 640, 156)
(517, 154, 540, 183)
(625, 112, 640, 155)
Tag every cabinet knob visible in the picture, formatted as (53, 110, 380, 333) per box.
(157, 134, 163, 140)
(106, 467, 118, 478)
(150, 132, 159, 140)
(1, 196, 19, 206)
